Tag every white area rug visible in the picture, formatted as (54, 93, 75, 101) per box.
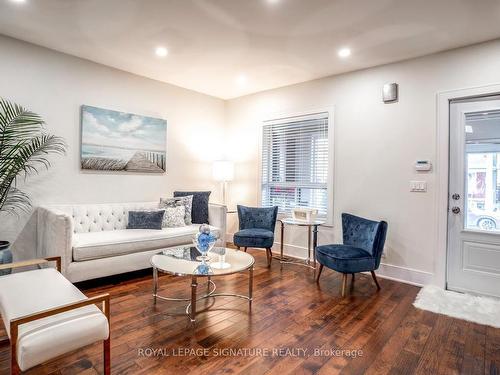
(413, 285, 500, 328)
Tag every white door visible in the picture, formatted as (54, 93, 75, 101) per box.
(448, 97, 500, 297)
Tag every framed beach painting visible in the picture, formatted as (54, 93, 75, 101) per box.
(80, 105, 167, 173)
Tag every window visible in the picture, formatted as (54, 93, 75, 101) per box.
(261, 111, 330, 217)
(465, 110, 500, 231)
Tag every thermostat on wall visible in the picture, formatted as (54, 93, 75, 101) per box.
(415, 160, 432, 172)
(383, 83, 399, 103)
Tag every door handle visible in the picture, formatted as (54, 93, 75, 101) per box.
(451, 207, 461, 214)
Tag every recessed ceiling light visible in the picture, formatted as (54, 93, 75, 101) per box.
(236, 75, 247, 85)
(267, 0, 280, 4)
(155, 46, 168, 57)
(338, 47, 351, 58)
(10, 0, 26, 3)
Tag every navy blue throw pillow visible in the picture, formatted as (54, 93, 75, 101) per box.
(173, 191, 211, 224)
(127, 210, 165, 230)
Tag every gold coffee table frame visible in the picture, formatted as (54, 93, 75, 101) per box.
(151, 247, 254, 323)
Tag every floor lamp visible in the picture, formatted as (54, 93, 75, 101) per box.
(212, 160, 234, 205)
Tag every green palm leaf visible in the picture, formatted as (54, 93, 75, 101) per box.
(0, 98, 66, 214)
(1, 187, 31, 214)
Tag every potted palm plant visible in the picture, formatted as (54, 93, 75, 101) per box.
(0, 98, 66, 275)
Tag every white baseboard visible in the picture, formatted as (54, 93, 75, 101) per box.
(375, 263, 433, 287)
(226, 233, 432, 287)
(271, 242, 314, 259)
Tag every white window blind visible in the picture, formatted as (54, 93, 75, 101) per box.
(261, 112, 330, 216)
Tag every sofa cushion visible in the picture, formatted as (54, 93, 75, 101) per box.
(0, 268, 109, 371)
(73, 225, 220, 261)
(233, 228, 275, 248)
(315, 244, 376, 273)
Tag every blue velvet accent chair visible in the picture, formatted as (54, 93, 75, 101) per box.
(233, 205, 279, 267)
(315, 213, 388, 297)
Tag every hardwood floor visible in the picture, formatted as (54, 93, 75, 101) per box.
(0, 249, 499, 374)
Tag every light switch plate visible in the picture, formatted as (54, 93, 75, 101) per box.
(410, 181, 427, 192)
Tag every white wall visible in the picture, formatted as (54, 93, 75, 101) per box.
(0, 35, 226, 260)
(4, 33, 500, 285)
(224, 39, 500, 285)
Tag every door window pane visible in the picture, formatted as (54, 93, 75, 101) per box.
(465, 110, 500, 231)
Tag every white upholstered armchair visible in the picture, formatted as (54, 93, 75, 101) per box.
(0, 257, 110, 374)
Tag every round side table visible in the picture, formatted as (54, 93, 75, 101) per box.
(278, 218, 325, 275)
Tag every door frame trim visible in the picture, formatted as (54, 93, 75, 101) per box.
(436, 83, 500, 288)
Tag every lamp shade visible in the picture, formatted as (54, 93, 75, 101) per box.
(212, 160, 234, 181)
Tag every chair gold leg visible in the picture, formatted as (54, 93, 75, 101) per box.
(11, 360, 20, 375)
(103, 296, 111, 375)
(370, 270, 381, 290)
(316, 264, 323, 283)
(11, 323, 20, 375)
(244, 247, 247, 252)
(266, 248, 272, 267)
(11, 345, 20, 375)
(341, 273, 348, 297)
(104, 338, 110, 375)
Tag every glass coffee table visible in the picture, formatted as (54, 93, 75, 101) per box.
(150, 246, 254, 323)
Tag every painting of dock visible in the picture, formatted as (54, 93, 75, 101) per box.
(81, 105, 167, 173)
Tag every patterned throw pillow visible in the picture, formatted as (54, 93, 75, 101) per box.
(173, 191, 211, 224)
(127, 210, 165, 230)
(159, 195, 193, 226)
(164, 206, 186, 228)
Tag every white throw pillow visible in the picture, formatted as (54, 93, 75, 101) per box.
(159, 195, 193, 225)
(164, 206, 186, 228)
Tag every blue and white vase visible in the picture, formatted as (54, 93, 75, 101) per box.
(0, 241, 13, 276)
(193, 225, 218, 261)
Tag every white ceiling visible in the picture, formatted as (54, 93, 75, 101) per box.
(2, 0, 500, 99)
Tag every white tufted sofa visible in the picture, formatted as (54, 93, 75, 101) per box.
(36, 202, 227, 282)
